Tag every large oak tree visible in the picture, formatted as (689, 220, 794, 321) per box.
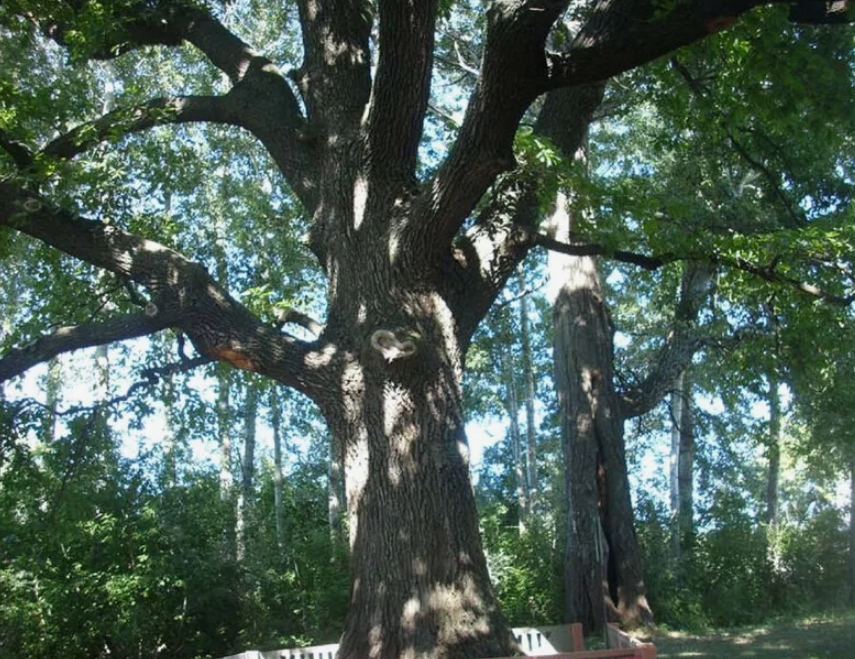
(1, 1, 851, 658)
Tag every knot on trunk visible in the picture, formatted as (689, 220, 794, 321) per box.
(370, 329, 418, 362)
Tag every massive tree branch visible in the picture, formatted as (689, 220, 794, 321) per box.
(446, 180, 539, 344)
(427, 0, 847, 314)
(27, 1, 257, 81)
(448, 77, 606, 336)
(548, 1, 855, 89)
(546, 1, 762, 88)
(413, 0, 570, 253)
(0, 128, 34, 170)
(369, 0, 438, 183)
(0, 181, 325, 393)
(294, 1, 371, 133)
(41, 96, 237, 161)
(0, 312, 176, 384)
(10, 1, 317, 209)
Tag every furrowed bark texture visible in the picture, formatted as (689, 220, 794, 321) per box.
(540, 77, 654, 632)
(552, 246, 653, 632)
(553, 247, 611, 633)
(327, 334, 511, 659)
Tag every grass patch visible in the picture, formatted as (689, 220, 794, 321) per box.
(652, 610, 855, 659)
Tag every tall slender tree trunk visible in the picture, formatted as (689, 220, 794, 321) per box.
(43, 357, 62, 443)
(162, 374, 178, 489)
(518, 269, 538, 517)
(677, 371, 694, 553)
(503, 349, 528, 533)
(670, 370, 695, 556)
(766, 369, 782, 529)
(669, 372, 684, 558)
(92, 344, 112, 448)
(216, 367, 235, 559)
(236, 382, 258, 562)
(270, 389, 285, 551)
(217, 369, 233, 500)
(849, 448, 855, 606)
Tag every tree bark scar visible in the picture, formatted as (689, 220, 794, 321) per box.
(705, 16, 736, 34)
(211, 345, 257, 372)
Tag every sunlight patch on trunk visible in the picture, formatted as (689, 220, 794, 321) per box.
(353, 174, 368, 230)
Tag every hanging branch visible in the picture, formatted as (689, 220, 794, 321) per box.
(528, 231, 855, 306)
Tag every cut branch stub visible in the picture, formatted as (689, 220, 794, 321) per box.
(369, 329, 419, 362)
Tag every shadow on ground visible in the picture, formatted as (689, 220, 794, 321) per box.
(653, 611, 855, 659)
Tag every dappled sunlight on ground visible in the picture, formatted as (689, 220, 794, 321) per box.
(654, 611, 855, 659)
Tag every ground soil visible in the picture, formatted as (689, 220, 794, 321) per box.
(652, 610, 855, 659)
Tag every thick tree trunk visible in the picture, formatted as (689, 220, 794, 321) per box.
(550, 197, 652, 633)
(553, 252, 609, 632)
(329, 318, 515, 659)
(597, 403, 653, 631)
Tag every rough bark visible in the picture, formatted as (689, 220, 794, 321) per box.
(325, 313, 514, 659)
(552, 238, 611, 633)
(596, 389, 654, 632)
(329, 429, 347, 550)
(549, 188, 652, 633)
